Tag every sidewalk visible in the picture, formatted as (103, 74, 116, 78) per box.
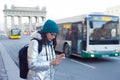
(0, 43, 22, 80)
(0, 52, 8, 80)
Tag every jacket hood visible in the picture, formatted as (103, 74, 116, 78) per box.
(30, 31, 42, 40)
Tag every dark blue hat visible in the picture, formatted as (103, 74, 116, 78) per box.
(41, 19, 59, 34)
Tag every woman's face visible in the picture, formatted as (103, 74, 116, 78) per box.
(46, 33, 56, 41)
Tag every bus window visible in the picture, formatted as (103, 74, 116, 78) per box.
(65, 29, 72, 40)
(89, 21, 93, 28)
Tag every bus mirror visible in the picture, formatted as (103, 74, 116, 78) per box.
(89, 21, 93, 28)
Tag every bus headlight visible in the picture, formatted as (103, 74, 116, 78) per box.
(115, 53, 118, 56)
(91, 54, 95, 57)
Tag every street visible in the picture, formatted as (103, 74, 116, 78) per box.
(0, 35, 120, 80)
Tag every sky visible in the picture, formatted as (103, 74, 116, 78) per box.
(0, 0, 120, 31)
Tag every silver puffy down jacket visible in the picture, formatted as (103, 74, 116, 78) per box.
(27, 31, 56, 80)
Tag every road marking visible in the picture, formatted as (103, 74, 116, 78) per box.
(71, 59, 96, 69)
(109, 57, 120, 60)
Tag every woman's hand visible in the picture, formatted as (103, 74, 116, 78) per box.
(50, 59, 61, 66)
(50, 53, 65, 66)
(56, 53, 65, 59)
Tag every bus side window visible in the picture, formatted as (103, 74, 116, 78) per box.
(77, 23, 83, 39)
(83, 23, 87, 39)
(66, 29, 72, 40)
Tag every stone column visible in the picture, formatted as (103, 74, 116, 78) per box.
(4, 16, 7, 30)
(35, 16, 40, 30)
(4, 16, 8, 36)
(35, 16, 39, 23)
(41, 16, 46, 22)
(11, 16, 14, 28)
(18, 16, 22, 32)
(29, 16, 32, 33)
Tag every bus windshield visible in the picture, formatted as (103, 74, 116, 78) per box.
(89, 16, 119, 44)
(11, 29, 21, 36)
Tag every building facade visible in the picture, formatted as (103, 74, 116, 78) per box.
(3, 4, 47, 35)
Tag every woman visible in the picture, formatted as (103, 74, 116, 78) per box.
(27, 19, 64, 80)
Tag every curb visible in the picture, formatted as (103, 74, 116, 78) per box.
(0, 43, 22, 80)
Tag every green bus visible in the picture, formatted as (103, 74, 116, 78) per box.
(55, 13, 120, 58)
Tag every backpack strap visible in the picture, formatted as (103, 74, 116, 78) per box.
(31, 38, 42, 53)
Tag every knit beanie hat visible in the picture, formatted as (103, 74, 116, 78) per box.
(41, 19, 59, 34)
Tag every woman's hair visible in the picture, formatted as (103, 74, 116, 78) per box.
(38, 31, 57, 49)
(52, 36, 57, 49)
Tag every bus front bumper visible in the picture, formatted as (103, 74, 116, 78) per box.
(81, 50, 120, 58)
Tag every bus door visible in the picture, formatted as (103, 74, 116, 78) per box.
(81, 20, 87, 51)
(71, 22, 83, 54)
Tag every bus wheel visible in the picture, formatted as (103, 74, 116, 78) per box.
(64, 44, 70, 57)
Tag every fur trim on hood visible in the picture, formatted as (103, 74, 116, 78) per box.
(30, 31, 42, 40)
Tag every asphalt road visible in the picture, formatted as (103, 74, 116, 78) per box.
(0, 35, 120, 80)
